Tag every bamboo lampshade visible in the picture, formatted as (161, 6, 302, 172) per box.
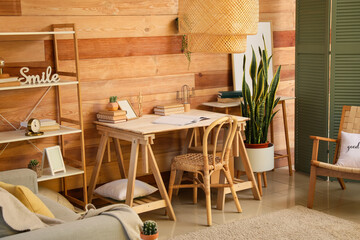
(179, 0, 259, 35)
(187, 34, 247, 53)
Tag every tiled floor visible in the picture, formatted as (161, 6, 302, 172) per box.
(139, 167, 360, 240)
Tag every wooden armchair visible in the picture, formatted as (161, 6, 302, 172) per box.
(308, 105, 360, 208)
(168, 116, 242, 226)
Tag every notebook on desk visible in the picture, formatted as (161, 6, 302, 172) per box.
(152, 114, 210, 126)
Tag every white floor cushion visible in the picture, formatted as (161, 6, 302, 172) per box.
(94, 179, 158, 201)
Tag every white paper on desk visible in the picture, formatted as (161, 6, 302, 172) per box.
(152, 114, 209, 126)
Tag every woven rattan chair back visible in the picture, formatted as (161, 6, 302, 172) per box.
(202, 116, 238, 170)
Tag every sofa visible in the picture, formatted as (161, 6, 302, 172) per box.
(0, 169, 134, 240)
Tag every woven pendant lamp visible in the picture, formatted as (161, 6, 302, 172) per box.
(178, 0, 259, 53)
(187, 34, 248, 53)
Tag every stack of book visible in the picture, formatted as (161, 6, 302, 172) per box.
(217, 90, 242, 103)
(39, 119, 60, 132)
(154, 104, 185, 116)
(0, 77, 20, 88)
(20, 119, 60, 132)
(97, 110, 127, 123)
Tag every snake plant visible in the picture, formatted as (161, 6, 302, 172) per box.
(241, 36, 281, 145)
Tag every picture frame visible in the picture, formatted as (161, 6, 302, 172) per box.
(117, 99, 138, 120)
(42, 146, 66, 175)
(232, 22, 274, 91)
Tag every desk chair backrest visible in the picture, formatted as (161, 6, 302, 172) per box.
(334, 106, 360, 164)
(202, 116, 238, 170)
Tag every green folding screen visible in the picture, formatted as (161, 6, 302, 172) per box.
(330, 0, 360, 157)
(295, 0, 330, 173)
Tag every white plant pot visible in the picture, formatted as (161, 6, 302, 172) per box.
(235, 143, 274, 172)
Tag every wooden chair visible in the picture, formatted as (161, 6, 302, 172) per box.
(308, 105, 360, 208)
(168, 116, 242, 226)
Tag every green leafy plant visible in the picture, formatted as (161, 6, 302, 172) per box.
(241, 36, 281, 145)
(28, 159, 39, 168)
(109, 96, 117, 103)
(141, 220, 158, 235)
(175, 17, 191, 68)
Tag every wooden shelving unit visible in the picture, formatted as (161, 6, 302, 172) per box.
(0, 24, 88, 207)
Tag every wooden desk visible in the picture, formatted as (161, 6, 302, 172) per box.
(88, 110, 261, 220)
(202, 96, 295, 176)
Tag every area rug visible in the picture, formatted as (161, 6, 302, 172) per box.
(170, 206, 360, 240)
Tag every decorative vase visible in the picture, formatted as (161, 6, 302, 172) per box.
(106, 102, 118, 111)
(235, 143, 274, 172)
(28, 165, 42, 178)
(140, 232, 159, 240)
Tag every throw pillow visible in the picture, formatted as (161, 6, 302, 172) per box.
(336, 131, 360, 168)
(38, 186, 75, 211)
(0, 182, 54, 218)
(0, 187, 47, 237)
(94, 179, 158, 201)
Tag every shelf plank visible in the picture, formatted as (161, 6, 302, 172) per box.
(0, 31, 75, 36)
(0, 126, 81, 144)
(37, 165, 84, 182)
(0, 81, 78, 91)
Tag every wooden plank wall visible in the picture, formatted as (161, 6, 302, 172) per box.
(0, 0, 295, 190)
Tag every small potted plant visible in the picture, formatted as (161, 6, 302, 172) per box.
(140, 220, 158, 240)
(107, 96, 118, 111)
(28, 159, 42, 178)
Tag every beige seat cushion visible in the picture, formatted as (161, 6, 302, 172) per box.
(171, 153, 221, 172)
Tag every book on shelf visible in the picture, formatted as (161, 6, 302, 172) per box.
(98, 119, 127, 124)
(21, 119, 58, 128)
(40, 124, 60, 132)
(217, 97, 242, 103)
(0, 77, 19, 83)
(96, 114, 127, 121)
(153, 106, 184, 113)
(155, 104, 184, 109)
(218, 90, 242, 99)
(154, 110, 184, 116)
(154, 107, 184, 116)
(97, 110, 126, 116)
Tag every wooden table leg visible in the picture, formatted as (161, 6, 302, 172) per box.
(147, 144, 176, 221)
(216, 170, 226, 210)
(113, 138, 127, 179)
(88, 133, 108, 202)
(125, 139, 140, 207)
(282, 100, 293, 176)
(238, 131, 261, 200)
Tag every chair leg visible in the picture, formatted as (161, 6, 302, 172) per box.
(168, 168, 177, 202)
(224, 168, 242, 213)
(174, 170, 183, 196)
(204, 171, 212, 226)
(307, 165, 317, 208)
(337, 178, 346, 190)
(193, 172, 198, 204)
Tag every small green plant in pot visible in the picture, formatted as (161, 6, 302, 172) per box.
(140, 220, 158, 240)
(241, 36, 281, 147)
(28, 159, 42, 178)
(107, 96, 118, 111)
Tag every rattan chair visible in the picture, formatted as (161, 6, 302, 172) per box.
(168, 116, 242, 226)
(308, 105, 360, 208)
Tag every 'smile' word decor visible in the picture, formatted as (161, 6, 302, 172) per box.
(18, 66, 60, 85)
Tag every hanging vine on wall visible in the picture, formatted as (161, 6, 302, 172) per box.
(175, 17, 191, 68)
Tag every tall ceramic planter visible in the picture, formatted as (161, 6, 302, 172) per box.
(235, 143, 274, 172)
